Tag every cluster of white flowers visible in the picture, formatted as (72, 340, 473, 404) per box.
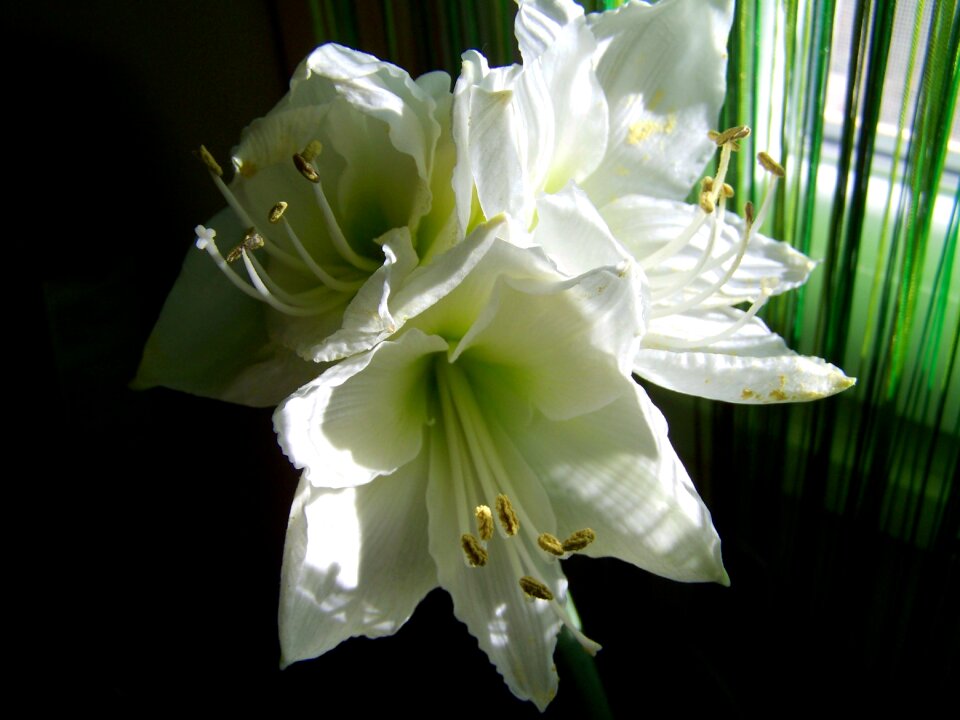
(136, 0, 853, 709)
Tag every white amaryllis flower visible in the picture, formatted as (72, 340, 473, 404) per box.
(274, 222, 727, 710)
(453, 0, 854, 403)
(134, 44, 456, 406)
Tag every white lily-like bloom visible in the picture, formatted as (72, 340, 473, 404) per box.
(134, 44, 456, 406)
(274, 220, 727, 710)
(454, 0, 854, 403)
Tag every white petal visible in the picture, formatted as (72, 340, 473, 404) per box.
(636, 318, 856, 404)
(299, 44, 440, 181)
(274, 329, 448, 488)
(453, 262, 645, 420)
(513, 381, 729, 584)
(132, 207, 329, 407)
(532, 183, 630, 277)
(279, 461, 436, 667)
(426, 424, 563, 711)
(581, 0, 734, 205)
(515, 0, 584, 63)
(306, 228, 419, 362)
(601, 195, 816, 301)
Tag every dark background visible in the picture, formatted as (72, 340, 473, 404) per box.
(14, 0, 956, 715)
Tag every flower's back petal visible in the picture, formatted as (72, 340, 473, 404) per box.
(280, 462, 436, 667)
(132, 207, 327, 407)
(581, 0, 734, 206)
(515, 0, 584, 63)
(515, 382, 729, 585)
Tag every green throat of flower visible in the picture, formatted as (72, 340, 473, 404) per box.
(193, 144, 382, 316)
(433, 359, 602, 656)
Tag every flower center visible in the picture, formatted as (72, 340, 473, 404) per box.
(642, 126, 789, 348)
(434, 359, 601, 655)
(191, 144, 382, 317)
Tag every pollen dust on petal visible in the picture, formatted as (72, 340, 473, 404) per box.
(627, 113, 677, 145)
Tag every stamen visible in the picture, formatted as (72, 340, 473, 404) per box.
(273, 203, 365, 293)
(699, 192, 716, 214)
(495, 494, 520, 536)
(226, 228, 265, 263)
(744, 201, 755, 225)
(268, 201, 288, 224)
(293, 152, 321, 183)
(461, 534, 488, 568)
(710, 125, 751, 146)
(701, 176, 715, 193)
(722, 183, 735, 198)
(561, 529, 596, 553)
(475, 505, 494, 542)
(197, 145, 223, 176)
(519, 576, 554, 601)
(537, 533, 565, 557)
(758, 151, 785, 177)
(301, 140, 323, 162)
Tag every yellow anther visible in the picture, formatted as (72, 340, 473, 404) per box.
(722, 183, 735, 198)
(198, 145, 223, 177)
(537, 533, 565, 557)
(561, 528, 596, 553)
(699, 191, 716, 214)
(757, 151, 785, 177)
(701, 176, 715, 193)
(293, 153, 320, 183)
(226, 228, 265, 263)
(495, 494, 520, 536)
(461, 534, 488, 567)
(301, 140, 323, 162)
(519, 576, 554, 601)
(475, 505, 494, 542)
(269, 201, 288, 224)
(712, 125, 751, 145)
(744, 201, 755, 225)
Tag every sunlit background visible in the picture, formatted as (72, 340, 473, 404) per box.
(22, 0, 956, 715)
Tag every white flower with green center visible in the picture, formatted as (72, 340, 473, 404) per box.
(274, 221, 727, 710)
(134, 44, 456, 406)
(454, 0, 854, 403)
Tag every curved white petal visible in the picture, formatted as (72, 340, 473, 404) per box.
(634, 330, 856, 404)
(515, 0, 584, 63)
(279, 461, 436, 667)
(298, 44, 442, 182)
(453, 262, 644, 420)
(513, 381, 728, 584)
(601, 195, 816, 301)
(581, 0, 734, 205)
(532, 183, 631, 278)
(306, 228, 419, 362)
(426, 425, 563, 711)
(274, 329, 447, 488)
(132, 207, 330, 407)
